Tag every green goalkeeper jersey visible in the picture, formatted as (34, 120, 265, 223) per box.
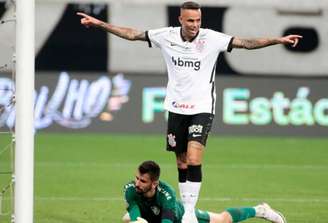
(124, 180, 184, 223)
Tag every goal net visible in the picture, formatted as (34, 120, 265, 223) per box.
(0, 0, 15, 221)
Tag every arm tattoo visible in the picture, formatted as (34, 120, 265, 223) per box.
(240, 38, 279, 50)
(99, 22, 146, 41)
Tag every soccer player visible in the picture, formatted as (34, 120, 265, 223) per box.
(123, 160, 287, 223)
(77, 2, 302, 222)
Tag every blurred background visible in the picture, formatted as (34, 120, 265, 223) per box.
(0, 0, 327, 136)
(0, 0, 328, 223)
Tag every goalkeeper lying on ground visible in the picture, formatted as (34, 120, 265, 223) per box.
(122, 160, 286, 223)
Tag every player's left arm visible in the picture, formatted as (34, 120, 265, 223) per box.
(231, 34, 303, 50)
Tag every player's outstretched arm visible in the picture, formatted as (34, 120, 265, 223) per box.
(232, 34, 303, 50)
(76, 12, 146, 41)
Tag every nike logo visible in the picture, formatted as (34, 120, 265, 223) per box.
(192, 134, 201, 137)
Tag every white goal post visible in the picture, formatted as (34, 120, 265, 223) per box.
(14, 0, 35, 223)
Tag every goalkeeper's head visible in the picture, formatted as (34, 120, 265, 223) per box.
(135, 161, 161, 196)
(138, 160, 160, 181)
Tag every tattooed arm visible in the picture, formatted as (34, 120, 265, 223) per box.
(232, 35, 303, 50)
(77, 12, 146, 41)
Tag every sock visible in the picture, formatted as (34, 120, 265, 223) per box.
(187, 165, 202, 182)
(179, 182, 188, 204)
(254, 204, 263, 217)
(178, 168, 187, 183)
(178, 168, 188, 205)
(183, 181, 201, 216)
(226, 207, 256, 223)
(182, 165, 202, 217)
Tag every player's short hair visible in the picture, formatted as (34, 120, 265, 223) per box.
(138, 160, 160, 181)
(181, 1, 201, 10)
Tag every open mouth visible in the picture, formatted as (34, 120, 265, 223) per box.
(189, 29, 198, 34)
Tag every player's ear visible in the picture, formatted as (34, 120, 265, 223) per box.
(178, 16, 183, 25)
(152, 180, 159, 189)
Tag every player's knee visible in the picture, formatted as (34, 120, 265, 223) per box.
(209, 211, 233, 223)
(187, 156, 201, 165)
(177, 160, 187, 169)
(122, 212, 130, 223)
(221, 211, 233, 223)
(187, 141, 203, 165)
(209, 212, 224, 223)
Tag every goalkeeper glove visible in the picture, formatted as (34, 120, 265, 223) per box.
(130, 217, 148, 223)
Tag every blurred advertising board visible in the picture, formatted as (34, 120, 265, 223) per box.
(0, 72, 327, 136)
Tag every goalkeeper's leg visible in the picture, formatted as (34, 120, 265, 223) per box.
(206, 203, 286, 223)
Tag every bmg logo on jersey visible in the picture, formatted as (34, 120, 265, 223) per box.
(171, 56, 201, 71)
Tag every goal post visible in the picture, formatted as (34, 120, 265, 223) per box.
(14, 0, 35, 222)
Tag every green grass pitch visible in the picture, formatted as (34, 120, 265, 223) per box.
(1, 133, 328, 223)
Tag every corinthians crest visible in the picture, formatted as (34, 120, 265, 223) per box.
(195, 39, 205, 52)
(167, 133, 176, 147)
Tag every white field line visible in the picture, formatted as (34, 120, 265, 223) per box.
(35, 162, 328, 170)
(32, 196, 328, 203)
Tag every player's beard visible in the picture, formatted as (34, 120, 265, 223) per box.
(187, 27, 198, 37)
(182, 26, 199, 41)
(136, 185, 152, 195)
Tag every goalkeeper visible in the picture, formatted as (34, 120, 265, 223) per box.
(123, 160, 286, 223)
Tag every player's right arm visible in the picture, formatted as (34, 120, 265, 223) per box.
(124, 182, 142, 221)
(77, 12, 146, 41)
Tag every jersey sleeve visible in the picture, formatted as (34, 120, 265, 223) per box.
(209, 29, 234, 52)
(123, 182, 141, 221)
(145, 27, 171, 48)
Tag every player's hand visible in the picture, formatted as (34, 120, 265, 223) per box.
(130, 217, 148, 223)
(76, 12, 103, 28)
(280, 34, 303, 47)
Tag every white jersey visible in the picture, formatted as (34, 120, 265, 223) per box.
(146, 27, 233, 115)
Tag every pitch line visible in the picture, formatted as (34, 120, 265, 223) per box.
(34, 196, 328, 203)
(36, 162, 328, 170)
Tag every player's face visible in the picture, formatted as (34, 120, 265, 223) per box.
(179, 9, 201, 40)
(135, 172, 154, 195)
